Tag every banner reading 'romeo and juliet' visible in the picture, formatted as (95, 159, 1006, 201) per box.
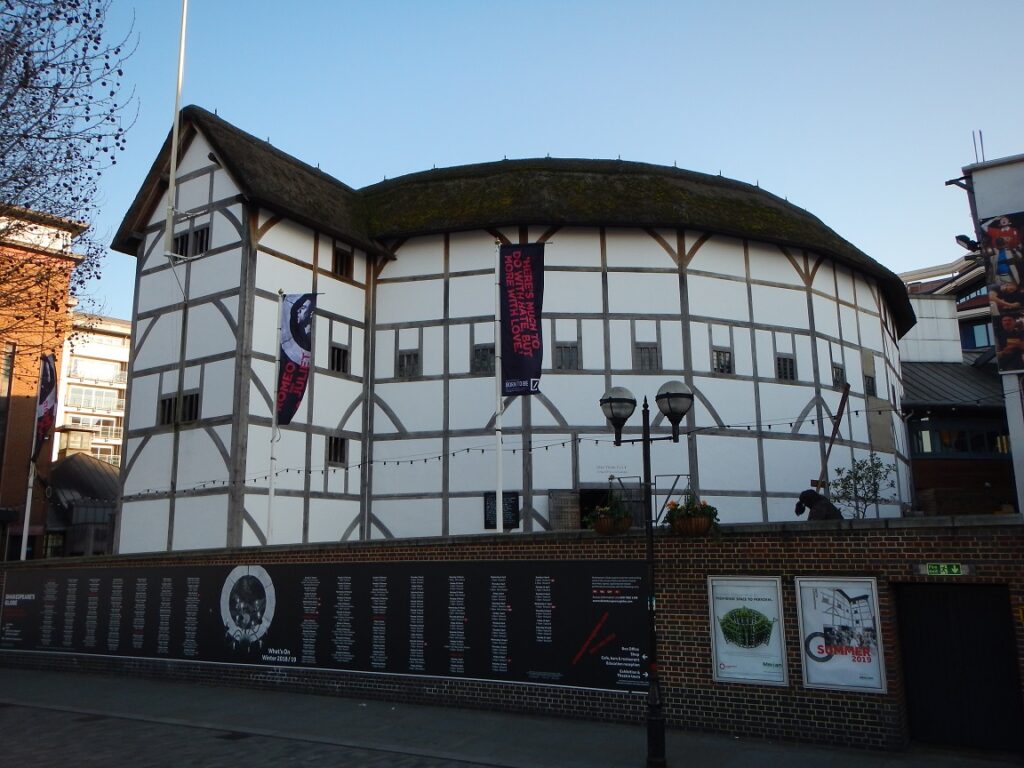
(500, 243, 544, 395)
(276, 293, 316, 425)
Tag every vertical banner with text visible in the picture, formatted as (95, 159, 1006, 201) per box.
(32, 354, 57, 462)
(500, 243, 544, 396)
(276, 293, 316, 425)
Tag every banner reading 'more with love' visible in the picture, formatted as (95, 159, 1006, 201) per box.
(499, 243, 544, 396)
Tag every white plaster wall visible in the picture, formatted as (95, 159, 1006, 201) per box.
(835, 267, 856, 304)
(605, 229, 677, 269)
(372, 438, 444, 494)
(117, 500, 170, 553)
(375, 381, 443, 432)
(212, 165, 240, 203)
(762, 439, 823, 493)
(308, 499, 359, 542)
(137, 268, 188, 315)
(312, 376, 362, 430)
(607, 272, 679, 315)
(544, 228, 600, 267)
(122, 433, 174, 494)
(448, 378, 496, 431)
(529, 434, 573, 490)
(388, 235, 444, 278)
(245, 425, 273, 488)
(248, 358, 275, 420)
(812, 294, 840, 338)
(128, 375, 159, 430)
(373, 499, 443, 539)
(448, 497, 488, 535)
(858, 311, 884, 352)
(688, 275, 749, 322)
(175, 176, 210, 215)
(450, 274, 493, 319)
(704, 495, 764, 524)
(688, 235, 746, 279)
(608, 320, 632, 369)
(546, 271, 603, 314)
(747, 242, 805, 286)
(378, 279, 444, 324)
(177, 133, 214, 176)
(176, 428, 230, 488)
(267, 497, 304, 545)
(661, 320, 684, 370)
(184, 250, 243, 302)
(423, 326, 444, 377)
(198, 359, 236, 418)
(693, 377, 757, 429)
(534, 374, 606, 426)
(580, 319, 604, 369)
(319, 279, 366, 323)
(750, 283, 808, 330)
(171, 496, 228, 550)
(185, 303, 237, 359)
(448, 231, 492, 273)
(258, 218, 316, 265)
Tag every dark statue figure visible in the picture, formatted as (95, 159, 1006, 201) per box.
(794, 489, 842, 520)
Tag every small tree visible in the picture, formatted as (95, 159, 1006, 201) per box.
(830, 453, 896, 519)
(0, 0, 135, 347)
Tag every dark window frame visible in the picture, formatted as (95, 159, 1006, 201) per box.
(832, 364, 846, 389)
(333, 246, 354, 279)
(329, 344, 350, 374)
(712, 347, 733, 374)
(397, 349, 420, 379)
(864, 374, 877, 398)
(633, 342, 660, 372)
(327, 435, 347, 466)
(471, 343, 495, 375)
(775, 354, 796, 381)
(553, 342, 580, 371)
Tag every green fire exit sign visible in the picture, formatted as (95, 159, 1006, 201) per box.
(926, 562, 963, 576)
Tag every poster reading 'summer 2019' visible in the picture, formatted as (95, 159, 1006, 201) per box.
(708, 577, 787, 686)
(795, 577, 886, 693)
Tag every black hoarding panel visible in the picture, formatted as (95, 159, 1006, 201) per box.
(1, 560, 648, 692)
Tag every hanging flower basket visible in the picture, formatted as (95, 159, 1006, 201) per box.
(664, 492, 719, 537)
(670, 515, 713, 537)
(592, 515, 618, 535)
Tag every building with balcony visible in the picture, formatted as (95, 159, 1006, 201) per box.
(52, 314, 131, 468)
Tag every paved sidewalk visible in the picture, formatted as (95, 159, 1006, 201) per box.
(0, 667, 1017, 767)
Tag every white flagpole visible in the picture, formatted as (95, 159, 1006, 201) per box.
(20, 461, 37, 561)
(494, 242, 504, 533)
(163, 0, 188, 260)
(268, 290, 283, 544)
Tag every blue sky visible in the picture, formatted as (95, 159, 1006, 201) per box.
(90, 0, 1024, 320)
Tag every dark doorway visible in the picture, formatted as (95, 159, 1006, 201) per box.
(895, 583, 1023, 752)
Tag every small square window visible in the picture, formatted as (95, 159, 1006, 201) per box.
(471, 344, 495, 375)
(776, 355, 796, 381)
(191, 226, 210, 256)
(327, 436, 347, 466)
(832, 365, 846, 388)
(180, 392, 200, 422)
(397, 350, 420, 379)
(158, 395, 176, 425)
(634, 343, 659, 372)
(330, 345, 350, 374)
(553, 343, 579, 371)
(864, 374, 876, 397)
(333, 246, 353, 279)
(173, 233, 189, 258)
(712, 348, 733, 374)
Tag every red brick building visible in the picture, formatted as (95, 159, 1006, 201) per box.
(0, 209, 81, 559)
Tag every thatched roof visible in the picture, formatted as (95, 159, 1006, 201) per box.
(113, 106, 915, 335)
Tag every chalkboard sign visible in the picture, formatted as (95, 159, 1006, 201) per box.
(1, 559, 649, 692)
(484, 492, 521, 529)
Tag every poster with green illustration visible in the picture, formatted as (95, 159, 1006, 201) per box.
(708, 576, 787, 685)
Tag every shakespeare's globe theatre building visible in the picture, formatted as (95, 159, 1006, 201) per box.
(112, 107, 915, 552)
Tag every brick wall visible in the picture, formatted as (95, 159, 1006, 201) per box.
(2, 515, 1022, 750)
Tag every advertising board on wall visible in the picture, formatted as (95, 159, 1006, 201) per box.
(1, 559, 649, 693)
(707, 576, 787, 686)
(795, 577, 886, 693)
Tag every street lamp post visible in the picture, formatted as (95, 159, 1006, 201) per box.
(599, 381, 694, 768)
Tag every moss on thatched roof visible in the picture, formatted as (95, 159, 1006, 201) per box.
(113, 107, 914, 335)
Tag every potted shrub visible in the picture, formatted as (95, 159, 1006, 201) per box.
(664, 492, 719, 536)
